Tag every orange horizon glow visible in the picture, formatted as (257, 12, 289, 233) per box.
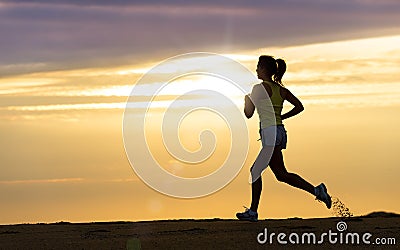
(1, 35, 400, 225)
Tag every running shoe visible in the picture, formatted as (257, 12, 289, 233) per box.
(236, 206, 258, 222)
(315, 183, 332, 209)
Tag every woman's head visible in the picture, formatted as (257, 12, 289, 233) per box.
(257, 55, 286, 85)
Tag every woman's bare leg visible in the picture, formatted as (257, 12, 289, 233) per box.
(269, 147, 315, 195)
(249, 147, 274, 212)
(250, 176, 262, 212)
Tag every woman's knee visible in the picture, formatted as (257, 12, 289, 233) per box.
(251, 171, 263, 182)
(274, 171, 289, 182)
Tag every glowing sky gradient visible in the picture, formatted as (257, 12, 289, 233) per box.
(0, 0, 399, 224)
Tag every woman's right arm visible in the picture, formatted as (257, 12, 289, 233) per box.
(281, 89, 304, 120)
(244, 94, 255, 119)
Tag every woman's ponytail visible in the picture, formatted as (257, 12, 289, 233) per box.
(274, 58, 286, 86)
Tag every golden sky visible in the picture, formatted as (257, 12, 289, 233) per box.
(1, 1, 400, 224)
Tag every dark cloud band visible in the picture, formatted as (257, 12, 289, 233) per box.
(1, 0, 400, 76)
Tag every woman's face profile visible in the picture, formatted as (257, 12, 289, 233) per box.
(256, 62, 266, 80)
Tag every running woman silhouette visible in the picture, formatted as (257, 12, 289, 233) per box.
(236, 55, 331, 222)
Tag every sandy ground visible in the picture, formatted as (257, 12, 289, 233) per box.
(0, 212, 398, 249)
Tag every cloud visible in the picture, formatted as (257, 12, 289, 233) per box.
(0, 178, 84, 184)
(1, 35, 399, 117)
(1, 1, 400, 76)
(0, 177, 139, 184)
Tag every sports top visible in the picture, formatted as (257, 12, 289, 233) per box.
(250, 81, 284, 129)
